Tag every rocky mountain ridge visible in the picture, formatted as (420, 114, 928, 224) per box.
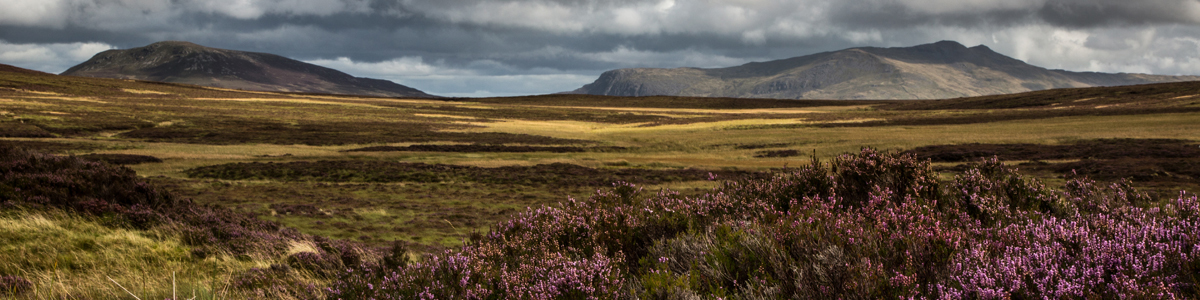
(62, 41, 432, 98)
(571, 41, 1200, 99)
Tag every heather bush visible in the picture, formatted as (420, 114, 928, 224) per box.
(0, 275, 32, 296)
(328, 148, 1200, 299)
(0, 145, 321, 257)
(0, 145, 369, 297)
(0, 146, 178, 225)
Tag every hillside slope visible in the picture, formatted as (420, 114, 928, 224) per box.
(572, 41, 1200, 100)
(62, 41, 433, 98)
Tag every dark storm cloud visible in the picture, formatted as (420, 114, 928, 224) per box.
(1, 0, 1199, 96)
(830, 0, 1200, 29)
(1038, 0, 1200, 27)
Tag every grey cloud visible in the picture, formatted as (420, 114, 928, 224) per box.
(831, 0, 1200, 29)
(1037, 0, 1200, 27)
(1, 0, 1200, 96)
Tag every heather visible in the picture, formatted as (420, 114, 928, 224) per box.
(329, 148, 1200, 299)
(0, 145, 371, 298)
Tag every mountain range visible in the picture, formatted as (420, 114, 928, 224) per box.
(61, 41, 432, 98)
(570, 41, 1200, 100)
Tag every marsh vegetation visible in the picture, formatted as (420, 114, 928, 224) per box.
(2, 68, 1199, 298)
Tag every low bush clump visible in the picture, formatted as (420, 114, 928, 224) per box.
(904, 138, 1200, 162)
(77, 153, 163, 165)
(328, 148, 1200, 299)
(754, 149, 801, 158)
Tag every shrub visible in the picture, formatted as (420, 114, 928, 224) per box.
(0, 275, 32, 296)
(77, 153, 163, 165)
(0, 144, 373, 293)
(327, 148, 1200, 299)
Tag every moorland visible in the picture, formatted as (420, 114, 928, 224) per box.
(2, 64, 1200, 298)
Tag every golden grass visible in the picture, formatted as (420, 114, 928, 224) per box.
(25, 96, 107, 103)
(0, 98, 53, 106)
(189, 97, 386, 108)
(285, 240, 321, 256)
(7, 89, 62, 96)
(0, 210, 273, 300)
(507, 104, 871, 115)
(413, 113, 477, 119)
(121, 88, 174, 95)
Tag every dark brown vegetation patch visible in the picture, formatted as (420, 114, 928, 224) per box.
(0, 122, 54, 137)
(904, 138, 1199, 162)
(879, 81, 1200, 111)
(1046, 158, 1200, 181)
(816, 81, 1200, 128)
(1023, 158, 1200, 195)
(734, 143, 790, 149)
(909, 138, 1200, 198)
(0, 140, 103, 153)
(77, 153, 163, 165)
(826, 107, 1200, 128)
(269, 203, 326, 216)
(342, 144, 626, 153)
(186, 161, 762, 187)
(754, 149, 802, 158)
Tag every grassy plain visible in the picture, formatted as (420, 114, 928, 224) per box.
(4, 69, 1200, 250)
(3, 66, 1200, 297)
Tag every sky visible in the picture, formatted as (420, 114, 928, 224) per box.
(1, 0, 1200, 97)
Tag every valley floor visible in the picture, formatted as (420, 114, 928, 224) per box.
(2, 72, 1200, 298)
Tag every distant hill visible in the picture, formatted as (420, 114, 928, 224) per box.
(571, 41, 1200, 100)
(62, 41, 433, 98)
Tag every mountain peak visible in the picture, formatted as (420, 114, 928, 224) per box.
(142, 41, 217, 52)
(0, 63, 50, 75)
(62, 41, 433, 98)
(931, 40, 967, 48)
(572, 41, 1200, 99)
(148, 41, 205, 48)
